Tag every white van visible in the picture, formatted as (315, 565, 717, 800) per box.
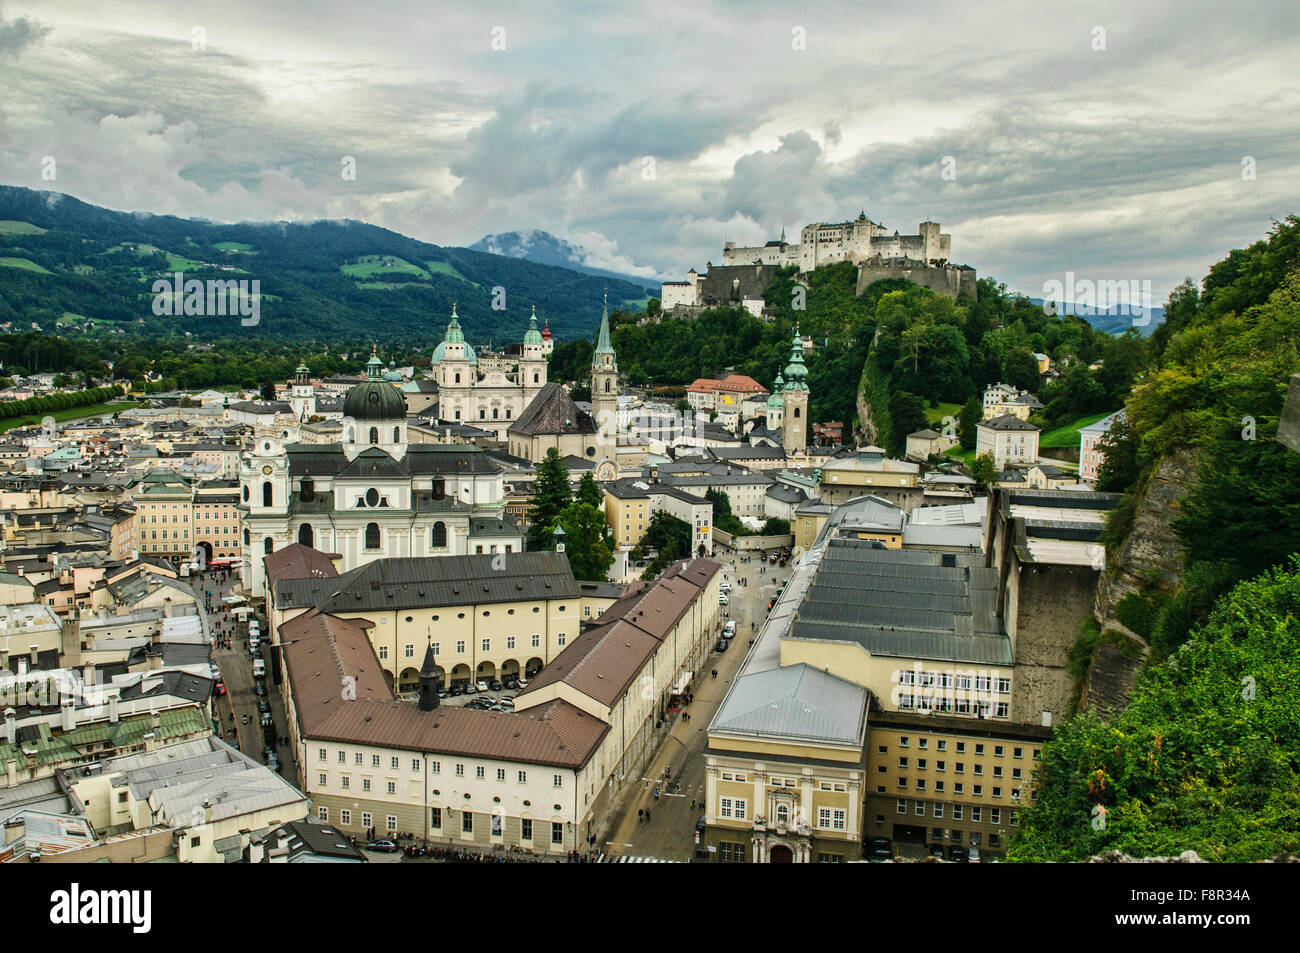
(252, 658, 266, 678)
(723, 620, 737, 636)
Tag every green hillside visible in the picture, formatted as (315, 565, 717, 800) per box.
(0, 186, 654, 347)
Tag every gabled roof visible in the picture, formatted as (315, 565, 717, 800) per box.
(711, 664, 868, 745)
(508, 383, 597, 437)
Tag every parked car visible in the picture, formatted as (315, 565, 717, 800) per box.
(718, 594, 729, 606)
(517, 677, 529, 689)
(215, 681, 227, 696)
(500, 698, 515, 709)
(502, 675, 519, 689)
(366, 840, 400, 853)
(257, 699, 270, 714)
(967, 846, 981, 863)
(948, 846, 968, 862)
(489, 679, 502, 691)
(449, 684, 464, 696)
(864, 837, 893, 862)
(723, 621, 737, 636)
(475, 680, 489, 693)
(930, 844, 946, 859)
(254, 679, 266, 696)
(260, 712, 273, 727)
(719, 582, 731, 594)
(267, 753, 280, 771)
(715, 638, 730, 652)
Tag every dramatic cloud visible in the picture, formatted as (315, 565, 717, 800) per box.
(0, 0, 1296, 298)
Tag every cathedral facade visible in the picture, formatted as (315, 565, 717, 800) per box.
(239, 351, 520, 597)
(429, 305, 549, 440)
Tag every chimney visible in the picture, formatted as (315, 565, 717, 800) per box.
(60, 619, 82, 669)
(108, 694, 120, 724)
(4, 816, 24, 845)
(150, 709, 161, 733)
(60, 698, 77, 732)
(0, 645, 7, 670)
(16, 657, 26, 677)
(27, 645, 38, 669)
(2, 709, 15, 745)
(202, 800, 213, 825)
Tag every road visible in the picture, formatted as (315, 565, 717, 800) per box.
(199, 571, 297, 782)
(600, 545, 792, 861)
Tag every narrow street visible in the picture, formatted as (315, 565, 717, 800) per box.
(601, 547, 791, 861)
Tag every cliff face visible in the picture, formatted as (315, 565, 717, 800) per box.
(1095, 448, 1200, 627)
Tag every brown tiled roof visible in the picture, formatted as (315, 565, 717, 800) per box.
(281, 609, 607, 769)
(521, 619, 660, 708)
(263, 543, 339, 587)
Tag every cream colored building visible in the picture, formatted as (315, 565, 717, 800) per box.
(977, 415, 1041, 469)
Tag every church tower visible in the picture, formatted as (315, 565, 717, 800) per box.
(418, 642, 440, 712)
(591, 294, 619, 442)
(289, 363, 315, 421)
(781, 327, 809, 455)
(521, 305, 549, 405)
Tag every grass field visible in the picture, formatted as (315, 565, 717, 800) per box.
(356, 281, 434, 291)
(0, 257, 52, 273)
(342, 255, 427, 279)
(0, 401, 135, 434)
(213, 241, 255, 252)
(943, 445, 977, 466)
(1040, 411, 1113, 449)
(0, 220, 46, 235)
(924, 401, 963, 427)
(424, 260, 473, 283)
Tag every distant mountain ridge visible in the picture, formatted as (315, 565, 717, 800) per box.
(470, 229, 659, 293)
(0, 186, 650, 345)
(1026, 296, 1165, 337)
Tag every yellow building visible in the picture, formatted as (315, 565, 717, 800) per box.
(818, 450, 920, 508)
(705, 665, 868, 862)
(864, 711, 1051, 859)
(792, 500, 832, 553)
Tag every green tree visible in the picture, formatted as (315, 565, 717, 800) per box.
(1009, 561, 1300, 862)
(639, 511, 693, 579)
(958, 397, 982, 450)
(525, 449, 571, 550)
(576, 471, 603, 509)
(888, 391, 929, 452)
(970, 452, 999, 489)
(556, 502, 614, 581)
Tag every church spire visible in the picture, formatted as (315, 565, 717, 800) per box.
(593, 292, 615, 360)
(418, 643, 440, 711)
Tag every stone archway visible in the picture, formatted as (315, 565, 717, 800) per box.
(770, 844, 794, 863)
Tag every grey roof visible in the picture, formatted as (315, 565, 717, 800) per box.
(508, 383, 597, 437)
(708, 446, 786, 462)
(785, 540, 1012, 665)
(284, 443, 499, 477)
(979, 413, 1039, 432)
(711, 664, 868, 746)
(275, 551, 579, 612)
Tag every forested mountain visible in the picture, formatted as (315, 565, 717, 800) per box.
(0, 186, 649, 347)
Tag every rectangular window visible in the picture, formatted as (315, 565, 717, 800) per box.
(553, 774, 563, 788)
(341, 776, 350, 789)
(386, 815, 397, 832)
(318, 748, 328, 761)
(934, 803, 943, 818)
(362, 812, 372, 829)
(387, 781, 396, 795)
(481, 638, 490, 652)
(355, 753, 363, 765)
(937, 740, 947, 752)
(413, 759, 420, 772)
(431, 760, 441, 774)
(1013, 747, 1024, 759)
(531, 634, 540, 648)
(430, 807, 442, 829)
(462, 812, 473, 834)
(991, 809, 1001, 825)
(972, 807, 982, 822)
(317, 807, 328, 822)
(953, 805, 962, 821)
(319, 773, 328, 786)
(995, 702, 1009, 718)
(362, 778, 371, 792)
(497, 768, 506, 782)
(338, 751, 346, 763)
(552, 822, 564, 845)
(340, 810, 351, 826)
(897, 799, 907, 814)
(518, 770, 527, 784)
(507, 636, 515, 650)
(914, 801, 924, 816)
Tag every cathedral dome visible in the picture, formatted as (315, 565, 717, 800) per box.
(430, 304, 478, 367)
(344, 349, 408, 420)
(523, 306, 544, 345)
(767, 374, 785, 408)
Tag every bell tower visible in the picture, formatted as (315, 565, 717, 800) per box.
(590, 294, 619, 442)
(781, 328, 810, 455)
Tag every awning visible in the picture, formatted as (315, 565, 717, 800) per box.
(223, 594, 248, 605)
(672, 671, 693, 694)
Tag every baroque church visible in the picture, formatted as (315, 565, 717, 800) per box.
(238, 350, 520, 597)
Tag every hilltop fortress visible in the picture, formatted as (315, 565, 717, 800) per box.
(661, 211, 977, 314)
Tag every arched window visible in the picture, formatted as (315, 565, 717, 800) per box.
(365, 522, 380, 550)
(263, 536, 273, 555)
(793, 407, 801, 418)
(300, 478, 315, 502)
(298, 524, 314, 547)
(454, 373, 461, 384)
(776, 804, 790, 825)
(393, 426, 400, 443)
(604, 378, 610, 393)
(346, 427, 354, 443)
(242, 485, 249, 503)
(262, 481, 272, 506)
(533, 373, 539, 384)
(243, 528, 250, 545)
(369, 427, 379, 444)
(431, 521, 447, 548)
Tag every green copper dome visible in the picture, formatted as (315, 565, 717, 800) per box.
(782, 329, 809, 391)
(524, 306, 544, 345)
(430, 304, 478, 367)
(344, 347, 407, 420)
(767, 374, 785, 408)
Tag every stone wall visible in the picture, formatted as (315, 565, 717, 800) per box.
(856, 263, 978, 301)
(1010, 561, 1100, 724)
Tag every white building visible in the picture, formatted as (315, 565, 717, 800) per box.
(976, 414, 1041, 468)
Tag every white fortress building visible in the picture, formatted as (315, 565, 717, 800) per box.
(722, 213, 951, 272)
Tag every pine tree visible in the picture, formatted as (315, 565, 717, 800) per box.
(525, 448, 571, 551)
(556, 502, 614, 581)
(576, 471, 603, 509)
(959, 397, 982, 450)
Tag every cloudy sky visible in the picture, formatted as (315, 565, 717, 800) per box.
(2, 0, 1297, 302)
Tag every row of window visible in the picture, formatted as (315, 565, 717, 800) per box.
(890, 738, 1041, 758)
(892, 799, 1018, 827)
(317, 807, 565, 843)
(897, 697, 1010, 717)
(891, 758, 1027, 779)
(378, 632, 558, 661)
(898, 673, 1011, 693)
(315, 749, 564, 788)
(889, 779, 1023, 800)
